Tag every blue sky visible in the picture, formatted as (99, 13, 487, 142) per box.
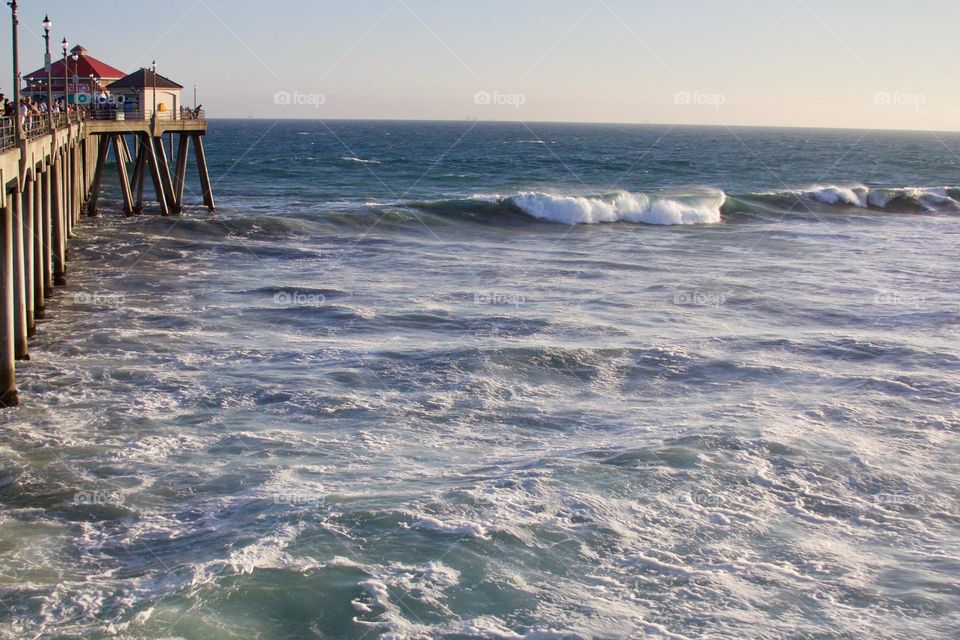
(2, 0, 959, 129)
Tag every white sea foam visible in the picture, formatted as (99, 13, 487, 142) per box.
(351, 561, 465, 637)
(341, 156, 381, 164)
(409, 515, 489, 539)
(455, 618, 575, 639)
(804, 184, 870, 207)
(802, 184, 960, 210)
(509, 190, 725, 225)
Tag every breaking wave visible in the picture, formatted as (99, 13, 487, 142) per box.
(405, 189, 724, 226)
(748, 184, 960, 214)
(509, 189, 725, 225)
(403, 184, 960, 226)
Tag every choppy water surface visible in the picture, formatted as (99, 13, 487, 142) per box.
(1, 121, 959, 639)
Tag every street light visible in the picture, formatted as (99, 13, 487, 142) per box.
(71, 53, 80, 118)
(9, 0, 22, 143)
(151, 60, 157, 121)
(61, 37, 68, 112)
(43, 14, 52, 126)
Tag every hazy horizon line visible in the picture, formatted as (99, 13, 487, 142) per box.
(208, 116, 960, 135)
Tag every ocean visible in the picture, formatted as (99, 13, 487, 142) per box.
(1, 120, 958, 639)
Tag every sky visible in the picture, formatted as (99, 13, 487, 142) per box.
(1, 0, 959, 130)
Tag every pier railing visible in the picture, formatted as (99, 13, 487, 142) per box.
(24, 116, 50, 140)
(0, 108, 206, 151)
(84, 109, 206, 122)
(0, 112, 87, 150)
(0, 117, 13, 150)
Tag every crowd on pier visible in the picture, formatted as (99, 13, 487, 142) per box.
(0, 93, 205, 130)
(1, 93, 82, 120)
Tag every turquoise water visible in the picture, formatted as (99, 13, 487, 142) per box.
(1, 121, 959, 638)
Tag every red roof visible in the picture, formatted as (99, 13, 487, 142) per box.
(25, 45, 126, 81)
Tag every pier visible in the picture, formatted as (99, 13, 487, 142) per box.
(0, 4, 218, 408)
(0, 107, 214, 408)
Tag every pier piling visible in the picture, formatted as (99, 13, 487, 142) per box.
(174, 134, 190, 211)
(88, 137, 109, 217)
(131, 139, 146, 214)
(1, 189, 18, 407)
(51, 157, 66, 287)
(1, 111, 213, 407)
(11, 190, 28, 360)
(153, 136, 178, 214)
(112, 136, 135, 215)
(31, 175, 44, 320)
(142, 133, 170, 216)
(23, 176, 35, 336)
(41, 165, 53, 295)
(193, 134, 215, 211)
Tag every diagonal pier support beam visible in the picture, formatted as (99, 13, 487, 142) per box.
(131, 138, 146, 214)
(192, 134, 215, 211)
(141, 133, 170, 217)
(153, 136, 178, 214)
(174, 134, 190, 212)
(112, 136, 135, 215)
(88, 136, 110, 217)
(119, 134, 132, 166)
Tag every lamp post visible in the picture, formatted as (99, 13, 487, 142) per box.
(71, 53, 78, 112)
(61, 38, 67, 113)
(43, 14, 52, 127)
(9, 0, 21, 143)
(151, 60, 157, 122)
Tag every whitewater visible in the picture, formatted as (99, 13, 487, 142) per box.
(1, 121, 958, 639)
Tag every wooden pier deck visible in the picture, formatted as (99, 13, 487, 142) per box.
(0, 111, 215, 407)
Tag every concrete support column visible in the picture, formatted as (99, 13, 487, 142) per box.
(88, 137, 109, 217)
(154, 136, 178, 214)
(73, 147, 81, 224)
(131, 138, 146, 215)
(86, 136, 96, 202)
(32, 176, 44, 320)
(63, 152, 72, 240)
(51, 157, 66, 287)
(22, 179, 35, 337)
(0, 192, 18, 407)
(174, 134, 190, 211)
(119, 135, 132, 165)
(70, 148, 77, 224)
(10, 191, 28, 361)
(42, 166, 53, 295)
(193, 134, 216, 211)
(142, 133, 170, 216)
(113, 136, 135, 215)
(64, 150, 72, 229)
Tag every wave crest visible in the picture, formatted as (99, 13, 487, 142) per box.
(509, 190, 725, 225)
(800, 184, 960, 212)
(379, 184, 960, 231)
